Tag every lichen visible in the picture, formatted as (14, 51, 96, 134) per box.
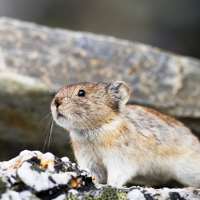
(66, 187, 127, 200)
(2, 150, 199, 200)
(0, 178, 7, 198)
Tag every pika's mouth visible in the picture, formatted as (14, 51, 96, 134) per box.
(55, 107, 67, 120)
(51, 105, 65, 121)
(57, 112, 64, 119)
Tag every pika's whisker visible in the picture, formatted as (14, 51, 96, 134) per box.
(48, 120, 54, 150)
(43, 117, 54, 152)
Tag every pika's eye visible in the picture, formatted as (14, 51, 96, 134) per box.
(78, 89, 85, 97)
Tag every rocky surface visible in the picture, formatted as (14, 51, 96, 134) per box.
(0, 151, 200, 200)
(0, 17, 200, 159)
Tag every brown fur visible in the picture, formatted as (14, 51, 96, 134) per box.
(51, 81, 200, 188)
(71, 138, 79, 152)
(128, 105, 183, 125)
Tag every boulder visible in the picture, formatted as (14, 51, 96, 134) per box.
(0, 17, 200, 161)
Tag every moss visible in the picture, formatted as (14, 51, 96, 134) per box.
(0, 77, 46, 95)
(0, 178, 7, 198)
(29, 157, 46, 173)
(94, 187, 127, 200)
(65, 187, 127, 200)
(29, 194, 41, 200)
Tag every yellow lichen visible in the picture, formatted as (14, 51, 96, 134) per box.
(70, 178, 81, 188)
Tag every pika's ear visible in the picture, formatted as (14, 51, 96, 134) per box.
(108, 81, 130, 104)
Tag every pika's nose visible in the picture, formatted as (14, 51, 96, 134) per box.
(54, 97, 62, 108)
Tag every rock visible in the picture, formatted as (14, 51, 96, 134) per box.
(0, 151, 200, 200)
(0, 150, 94, 199)
(0, 17, 200, 161)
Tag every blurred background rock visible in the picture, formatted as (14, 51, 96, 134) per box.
(0, 0, 200, 161)
(0, 0, 200, 58)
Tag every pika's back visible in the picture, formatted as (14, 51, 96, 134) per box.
(125, 105, 199, 148)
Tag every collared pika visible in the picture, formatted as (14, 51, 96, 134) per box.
(51, 81, 200, 188)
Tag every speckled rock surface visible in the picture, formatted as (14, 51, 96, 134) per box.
(0, 17, 200, 160)
(1, 17, 200, 116)
(0, 151, 200, 200)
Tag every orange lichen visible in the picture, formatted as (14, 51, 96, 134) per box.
(13, 158, 23, 169)
(70, 178, 81, 188)
(38, 155, 54, 168)
(6, 158, 23, 170)
(39, 159, 50, 168)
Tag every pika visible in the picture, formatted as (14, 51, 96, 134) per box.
(51, 81, 200, 188)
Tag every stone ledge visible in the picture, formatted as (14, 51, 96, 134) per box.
(0, 17, 200, 118)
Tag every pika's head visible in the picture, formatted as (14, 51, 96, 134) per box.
(51, 81, 130, 130)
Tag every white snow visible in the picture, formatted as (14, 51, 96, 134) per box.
(17, 161, 77, 192)
(51, 173, 73, 185)
(61, 157, 69, 163)
(47, 163, 55, 172)
(19, 190, 33, 199)
(127, 189, 145, 200)
(68, 189, 79, 195)
(17, 161, 56, 192)
(1, 190, 34, 200)
(39, 152, 54, 161)
(1, 190, 22, 200)
(19, 150, 41, 157)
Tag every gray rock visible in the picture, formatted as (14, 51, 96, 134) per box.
(0, 17, 200, 161)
